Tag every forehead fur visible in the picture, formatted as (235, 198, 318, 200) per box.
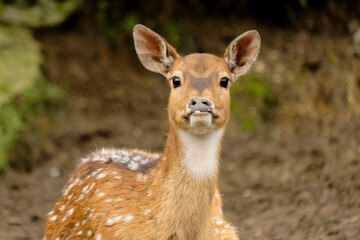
(175, 53, 229, 76)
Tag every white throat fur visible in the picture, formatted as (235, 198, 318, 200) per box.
(179, 129, 224, 179)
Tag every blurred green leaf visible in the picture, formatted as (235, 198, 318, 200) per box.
(0, 24, 64, 172)
(230, 74, 277, 131)
(299, 0, 308, 8)
(0, 24, 42, 105)
(121, 13, 139, 35)
(0, 0, 83, 28)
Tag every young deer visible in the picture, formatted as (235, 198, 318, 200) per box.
(44, 24, 260, 240)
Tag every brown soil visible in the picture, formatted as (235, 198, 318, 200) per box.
(1, 7, 360, 240)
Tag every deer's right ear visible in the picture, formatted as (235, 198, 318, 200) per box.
(223, 30, 261, 81)
(133, 24, 179, 76)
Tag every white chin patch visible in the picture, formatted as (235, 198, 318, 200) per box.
(189, 113, 212, 134)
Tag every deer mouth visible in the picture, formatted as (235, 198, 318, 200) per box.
(181, 108, 219, 134)
(182, 109, 219, 120)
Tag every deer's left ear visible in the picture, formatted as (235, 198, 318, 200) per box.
(223, 30, 261, 81)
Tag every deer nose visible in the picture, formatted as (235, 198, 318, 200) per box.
(188, 98, 213, 113)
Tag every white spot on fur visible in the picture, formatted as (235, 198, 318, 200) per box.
(106, 215, 122, 226)
(77, 194, 84, 202)
(115, 176, 121, 180)
(96, 172, 107, 179)
(136, 173, 142, 181)
(216, 219, 224, 225)
(137, 173, 148, 182)
(59, 204, 65, 211)
(96, 234, 102, 240)
(147, 189, 152, 196)
(49, 215, 57, 221)
(83, 182, 95, 195)
(63, 182, 74, 195)
(86, 169, 101, 179)
(75, 222, 79, 227)
(115, 197, 123, 201)
(179, 129, 224, 178)
(144, 208, 151, 215)
(77, 230, 83, 235)
(128, 161, 139, 171)
(98, 192, 105, 197)
(82, 185, 89, 193)
(47, 210, 53, 216)
(105, 199, 112, 203)
(67, 208, 74, 216)
(87, 230, 93, 236)
(73, 178, 82, 185)
(124, 215, 133, 223)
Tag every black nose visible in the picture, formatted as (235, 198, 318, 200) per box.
(188, 98, 213, 113)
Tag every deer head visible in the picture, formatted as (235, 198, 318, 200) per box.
(133, 24, 260, 135)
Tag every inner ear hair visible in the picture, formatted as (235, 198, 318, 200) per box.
(224, 30, 261, 81)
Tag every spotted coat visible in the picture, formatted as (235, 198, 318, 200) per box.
(44, 148, 237, 239)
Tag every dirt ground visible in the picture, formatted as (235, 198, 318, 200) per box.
(1, 5, 360, 240)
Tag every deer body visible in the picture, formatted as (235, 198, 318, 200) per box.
(44, 25, 260, 240)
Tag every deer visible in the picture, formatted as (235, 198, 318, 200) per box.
(43, 24, 260, 240)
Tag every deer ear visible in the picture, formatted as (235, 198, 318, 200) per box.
(133, 24, 179, 76)
(224, 30, 261, 81)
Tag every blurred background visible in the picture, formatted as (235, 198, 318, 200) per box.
(0, 0, 360, 239)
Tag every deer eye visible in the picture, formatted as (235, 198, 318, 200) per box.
(220, 77, 229, 88)
(171, 76, 181, 88)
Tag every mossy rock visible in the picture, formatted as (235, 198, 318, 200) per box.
(0, 0, 83, 28)
(0, 24, 42, 105)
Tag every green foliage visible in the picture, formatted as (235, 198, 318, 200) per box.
(122, 13, 139, 36)
(163, 21, 184, 47)
(299, 0, 308, 8)
(0, 0, 83, 28)
(0, 24, 64, 172)
(95, 0, 139, 40)
(230, 74, 277, 131)
(94, 0, 185, 45)
(0, 76, 64, 172)
(95, 1, 122, 40)
(0, 25, 42, 105)
(0, 104, 22, 170)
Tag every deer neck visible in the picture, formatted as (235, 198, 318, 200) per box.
(158, 126, 224, 237)
(164, 126, 224, 179)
